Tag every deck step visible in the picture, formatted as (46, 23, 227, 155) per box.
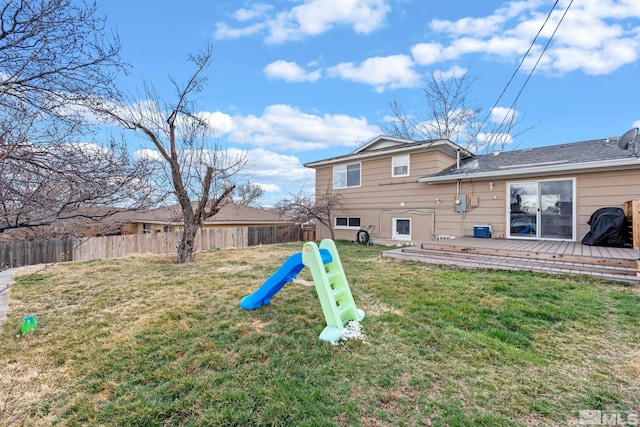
(382, 247, 639, 285)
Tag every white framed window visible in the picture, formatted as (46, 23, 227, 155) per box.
(333, 162, 361, 189)
(392, 154, 410, 177)
(335, 216, 361, 229)
(392, 218, 411, 240)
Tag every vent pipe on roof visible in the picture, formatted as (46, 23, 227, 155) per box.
(494, 150, 500, 156)
(456, 149, 460, 169)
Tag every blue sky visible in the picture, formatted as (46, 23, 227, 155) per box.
(97, 0, 640, 205)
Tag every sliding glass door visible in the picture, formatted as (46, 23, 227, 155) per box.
(508, 179, 575, 240)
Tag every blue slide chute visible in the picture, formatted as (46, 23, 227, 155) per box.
(240, 249, 332, 310)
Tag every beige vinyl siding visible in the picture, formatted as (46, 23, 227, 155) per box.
(447, 169, 640, 240)
(315, 149, 640, 243)
(576, 168, 640, 238)
(316, 152, 458, 242)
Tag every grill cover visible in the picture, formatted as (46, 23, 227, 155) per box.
(581, 207, 629, 247)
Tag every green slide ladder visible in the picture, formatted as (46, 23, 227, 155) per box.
(302, 239, 365, 342)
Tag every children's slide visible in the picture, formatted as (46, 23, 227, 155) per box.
(240, 249, 332, 310)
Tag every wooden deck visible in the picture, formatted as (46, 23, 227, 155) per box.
(381, 237, 640, 285)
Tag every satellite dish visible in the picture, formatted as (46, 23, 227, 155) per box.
(618, 127, 638, 150)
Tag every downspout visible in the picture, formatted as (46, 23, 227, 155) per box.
(456, 148, 461, 196)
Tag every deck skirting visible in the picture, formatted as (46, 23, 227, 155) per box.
(381, 238, 639, 285)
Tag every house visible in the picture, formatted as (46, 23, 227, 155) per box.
(111, 202, 296, 235)
(304, 134, 640, 245)
(0, 199, 297, 242)
(0, 203, 296, 240)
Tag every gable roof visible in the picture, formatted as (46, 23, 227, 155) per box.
(351, 135, 422, 153)
(419, 136, 640, 183)
(304, 135, 472, 168)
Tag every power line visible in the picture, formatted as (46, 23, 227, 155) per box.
(475, 0, 573, 145)
(483, 1, 560, 126)
(500, 0, 574, 128)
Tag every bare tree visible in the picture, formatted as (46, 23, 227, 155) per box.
(275, 186, 343, 241)
(382, 68, 526, 154)
(0, 115, 159, 235)
(384, 101, 418, 141)
(0, 0, 124, 121)
(95, 45, 247, 263)
(233, 181, 264, 207)
(0, 0, 157, 237)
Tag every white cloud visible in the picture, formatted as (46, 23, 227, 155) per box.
(132, 145, 312, 205)
(214, 22, 264, 39)
(103, 99, 378, 152)
(433, 65, 468, 81)
(196, 111, 235, 135)
(119, 102, 378, 203)
(490, 107, 519, 125)
(214, 0, 391, 44)
(233, 4, 273, 22)
(242, 148, 317, 205)
(411, 43, 444, 65)
(134, 148, 163, 162)
(420, 0, 640, 76)
(632, 120, 640, 129)
(230, 104, 380, 150)
(263, 60, 322, 82)
(429, 14, 508, 38)
(326, 54, 422, 92)
(255, 182, 283, 193)
(246, 148, 313, 184)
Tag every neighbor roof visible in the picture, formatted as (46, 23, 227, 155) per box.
(112, 202, 294, 225)
(419, 136, 640, 183)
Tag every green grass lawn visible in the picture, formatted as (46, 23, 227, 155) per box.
(1, 241, 639, 426)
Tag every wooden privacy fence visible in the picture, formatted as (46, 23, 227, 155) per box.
(73, 227, 249, 262)
(0, 238, 75, 269)
(0, 225, 304, 268)
(248, 224, 302, 246)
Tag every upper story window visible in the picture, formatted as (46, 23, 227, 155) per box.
(333, 162, 361, 189)
(392, 154, 410, 177)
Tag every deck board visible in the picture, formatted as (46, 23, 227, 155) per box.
(419, 238, 637, 266)
(387, 237, 639, 284)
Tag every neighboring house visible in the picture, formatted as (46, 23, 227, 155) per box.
(304, 135, 640, 245)
(0, 203, 296, 239)
(20, 202, 295, 240)
(112, 202, 296, 234)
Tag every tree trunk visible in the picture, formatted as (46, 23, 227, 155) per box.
(177, 222, 198, 263)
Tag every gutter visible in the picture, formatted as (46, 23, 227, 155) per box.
(418, 157, 640, 183)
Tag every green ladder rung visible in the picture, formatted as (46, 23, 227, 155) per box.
(326, 271, 340, 282)
(302, 239, 365, 342)
(332, 287, 346, 299)
(338, 304, 354, 318)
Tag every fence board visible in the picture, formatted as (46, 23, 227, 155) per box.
(0, 238, 74, 268)
(0, 225, 304, 267)
(248, 225, 302, 246)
